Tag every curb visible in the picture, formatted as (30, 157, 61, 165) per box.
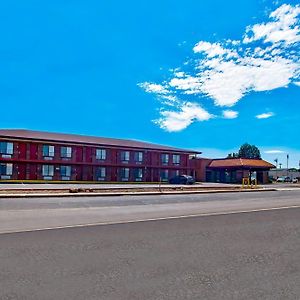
(0, 188, 277, 198)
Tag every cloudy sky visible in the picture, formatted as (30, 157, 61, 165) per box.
(1, 0, 299, 167)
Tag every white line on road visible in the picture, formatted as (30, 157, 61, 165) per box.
(1, 204, 300, 235)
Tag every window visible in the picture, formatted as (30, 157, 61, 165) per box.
(96, 167, 106, 180)
(0, 163, 13, 179)
(60, 165, 71, 180)
(61, 146, 72, 158)
(43, 145, 55, 158)
(120, 168, 130, 181)
(96, 149, 106, 160)
(161, 154, 169, 165)
(160, 169, 169, 181)
(134, 152, 143, 163)
(121, 151, 130, 163)
(42, 165, 54, 179)
(134, 168, 143, 181)
(0, 142, 13, 157)
(172, 154, 180, 165)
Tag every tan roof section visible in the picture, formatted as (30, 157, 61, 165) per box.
(208, 158, 275, 169)
(0, 129, 200, 154)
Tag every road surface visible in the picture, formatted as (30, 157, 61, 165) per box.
(1, 207, 300, 300)
(1, 190, 300, 299)
(0, 190, 300, 233)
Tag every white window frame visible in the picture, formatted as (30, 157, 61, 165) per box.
(61, 146, 72, 158)
(0, 163, 13, 179)
(60, 165, 71, 180)
(0, 163, 13, 175)
(97, 167, 106, 180)
(173, 154, 180, 165)
(121, 168, 130, 181)
(134, 168, 143, 181)
(42, 165, 54, 177)
(121, 151, 130, 162)
(0, 142, 13, 155)
(43, 145, 55, 157)
(42, 165, 54, 180)
(161, 154, 169, 165)
(134, 152, 143, 163)
(96, 149, 107, 160)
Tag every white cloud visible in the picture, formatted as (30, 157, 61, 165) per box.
(155, 102, 213, 132)
(169, 76, 202, 94)
(139, 82, 169, 94)
(243, 4, 300, 45)
(256, 112, 275, 119)
(166, 56, 298, 107)
(264, 150, 285, 154)
(174, 71, 186, 78)
(223, 110, 238, 119)
(193, 41, 238, 58)
(139, 4, 300, 131)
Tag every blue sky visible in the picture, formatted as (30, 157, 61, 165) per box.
(0, 0, 299, 167)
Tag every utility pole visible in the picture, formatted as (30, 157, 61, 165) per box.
(274, 158, 278, 179)
(287, 154, 289, 178)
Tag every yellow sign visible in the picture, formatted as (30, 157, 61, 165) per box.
(242, 178, 250, 188)
(242, 177, 258, 188)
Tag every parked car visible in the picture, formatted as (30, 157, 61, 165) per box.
(284, 177, 292, 183)
(169, 175, 195, 185)
(276, 176, 292, 183)
(292, 178, 299, 183)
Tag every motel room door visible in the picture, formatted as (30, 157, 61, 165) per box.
(18, 164, 26, 180)
(28, 164, 37, 180)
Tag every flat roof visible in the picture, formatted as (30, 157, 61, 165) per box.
(0, 129, 201, 154)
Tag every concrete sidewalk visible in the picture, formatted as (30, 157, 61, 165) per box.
(2, 182, 296, 198)
(0, 186, 276, 198)
(0, 182, 241, 190)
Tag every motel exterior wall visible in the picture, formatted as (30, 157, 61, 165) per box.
(189, 157, 213, 182)
(0, 132, 197, 182)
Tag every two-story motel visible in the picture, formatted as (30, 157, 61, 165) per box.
(0, 129, 199, 182)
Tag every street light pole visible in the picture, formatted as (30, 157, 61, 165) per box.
(274, 158, 278, 179)
(287, 154, 289, 178)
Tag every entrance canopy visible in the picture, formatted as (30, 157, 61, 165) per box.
(208, 158, 275, 170)
(206, 158, 275, 184)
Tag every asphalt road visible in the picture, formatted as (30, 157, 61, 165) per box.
(1, 190, 300, 233)
(1, 207, 300, 300)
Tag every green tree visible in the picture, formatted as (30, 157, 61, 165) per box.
(237, 143, 261, 159)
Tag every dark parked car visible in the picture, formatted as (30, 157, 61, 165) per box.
(284, 176, 292, 183)
(169, 175, 195, 185)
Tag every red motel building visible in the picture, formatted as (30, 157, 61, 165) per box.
(0, 129, 199, 182)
